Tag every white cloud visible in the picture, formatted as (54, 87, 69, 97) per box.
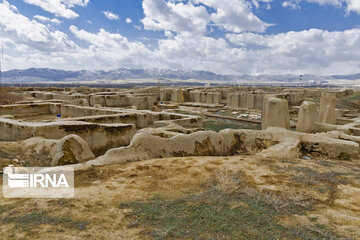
(2, 0, 360, 76)
(126, 18, 132, 24)
(33, 15, 61, 25)
(307, 0, 342, 6)
(0, 1, 77, 51)
(23, 0, 89, 19)
(69, 26, 144, 50)
(164, 30, 174, 38)
(226, 28, 360, 74)
(345, 0, 360, 14)
(282, 1, 301, 9)
(68, 26, 151, 69)
(103, 11, 119, 21)
(196, 0, 271, 33)
(0, 0, 79, 70)
(152, 33, 244, 73)
(282, 0, 360, 14)
(252, 0, 273, 9)
(141, 0, 270, 34)
(142, 0, 210, 34)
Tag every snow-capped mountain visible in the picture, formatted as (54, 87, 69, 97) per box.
(1, 68, 234, 82)
(1, 67, 359, 85)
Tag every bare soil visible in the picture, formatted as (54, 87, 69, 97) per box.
(0, 155, 359, 239)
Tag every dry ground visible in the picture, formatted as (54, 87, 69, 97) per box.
(0, 87, 23, 105)
(0, 155, 359, 239)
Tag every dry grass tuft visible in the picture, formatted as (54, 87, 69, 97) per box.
(213, 169, 243, 194)
(213, 169, 313, 213)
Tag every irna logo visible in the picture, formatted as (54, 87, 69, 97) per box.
(3, 167, 74, 198)
(7, 173, 69, 188)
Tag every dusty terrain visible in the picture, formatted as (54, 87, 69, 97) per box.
(1, 155, 359, 240)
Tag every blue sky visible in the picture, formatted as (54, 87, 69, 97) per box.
(1, 0, 360, 75)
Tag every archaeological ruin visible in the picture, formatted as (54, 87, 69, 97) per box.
(2, 85, 360, 239)
(0, 86, 359, 169)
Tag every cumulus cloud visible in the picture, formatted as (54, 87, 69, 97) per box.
(23, 0, 89, 19)
(142, 0, 270, 34)
(70, 26, 146, 51)
(103, 11, 119, 21)
(152, 33, 245, 73)
(0, 0, 79, 70)
(226, 28, 360, 74)
(196, 0, 271, 32)
(142, 0, 210, 34)
(345, 0, 360, 14)
(68, 26, 151, 69)
(2, 0, 360, 76)
(126, 18, 132, 24)
(0, 0, 77, 52)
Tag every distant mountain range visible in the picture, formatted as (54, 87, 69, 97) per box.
(1, 68, 360, 84)
(1, 68, 233, 82)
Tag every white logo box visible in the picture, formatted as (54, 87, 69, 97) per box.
(3, 167, 74, 198)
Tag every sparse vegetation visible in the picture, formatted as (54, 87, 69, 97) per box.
(0, 200, 27, 215)
(174, 110, 193, 115)
(289, 166, 349, 186)
(0, 203, 16, 215)
(47, 198, 76, 208)
(337, 92, 360, 110)
(120, 170, 343, 240)
(2, 210, 89, 231)
(203, 119, 260, 132)
(1, 200, 89, 232)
